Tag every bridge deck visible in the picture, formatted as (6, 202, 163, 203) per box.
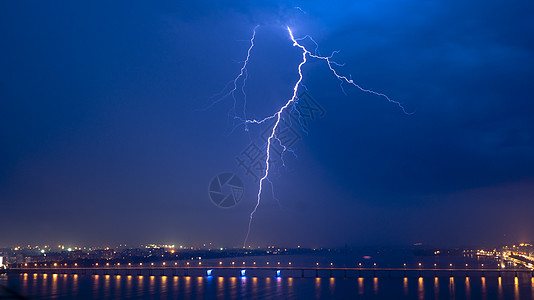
(7, 267, 534, 278)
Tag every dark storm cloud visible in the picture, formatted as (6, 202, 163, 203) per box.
(292, 0, 534, 196)
(0, 0, 533, 247)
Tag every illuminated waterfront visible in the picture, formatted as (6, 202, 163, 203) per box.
(2, 271, 534, 299)
(2, 252, 534, 299)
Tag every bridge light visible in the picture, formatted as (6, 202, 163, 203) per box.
(206, 269, 213, 276)
(276, 270, 281, 277)
(240, 269, 246, 277)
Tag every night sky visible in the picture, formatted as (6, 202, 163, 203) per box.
(1, 1, 533, 248)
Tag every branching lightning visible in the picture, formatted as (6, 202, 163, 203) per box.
(208, 25, 259, 130)
(215, 26, 411, 247)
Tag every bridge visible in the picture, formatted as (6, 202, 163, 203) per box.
(7, 266, 534, 278)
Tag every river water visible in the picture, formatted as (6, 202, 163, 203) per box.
(1, 252, 533, 299)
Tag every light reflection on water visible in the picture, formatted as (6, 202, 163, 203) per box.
(185, 276, 192, 300)
(137, 275, 144, 298)
(103, 274, 110, 298)
(358, 277, 364, 295)
(41, 273, 48, 296)
(2, 273, 534, 299)
(481, 276, 487, 300)
(114, 275, 121, 299)
(125, 275, 132, 298)
(418, 277, 424, 300)
(216, 276, 224, 299)
(514, 276, 520, 300)
(449, 277, 455, 300)
(498, 276, 503, 300)
(242, 277, 249, 299)
(465, 277, 471, 300)
(434, 277, 439, 300)
(314, 277, 321, 299)
(229, 276, 237, 299)
(251, 276, 258, 296)
(70, 274, 77, 297)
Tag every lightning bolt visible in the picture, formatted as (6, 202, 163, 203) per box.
(223, 26, 411, 247)
(207, 25, 259, 130)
